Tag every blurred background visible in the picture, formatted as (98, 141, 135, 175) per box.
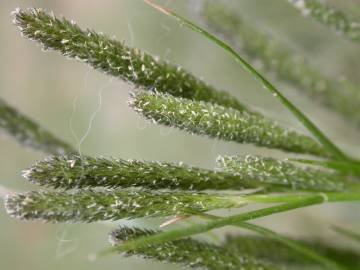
(0, 0, 359, 269)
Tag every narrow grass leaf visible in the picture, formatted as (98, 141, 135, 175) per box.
(199, 0, 360, 127)
(103, 195, 327, 254)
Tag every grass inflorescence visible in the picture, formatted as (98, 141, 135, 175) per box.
(1, 3, 360, 270)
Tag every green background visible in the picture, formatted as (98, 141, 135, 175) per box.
(0, 0, 359, 269)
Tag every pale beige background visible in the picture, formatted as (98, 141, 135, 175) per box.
(0, 1, 359, 269)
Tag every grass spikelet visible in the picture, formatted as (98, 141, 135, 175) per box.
(129, 91, 330, 157)
(22, 155, 262, 191)
(216, 155, 350, 192)
(225, 234, 359, 270)
(4, 189, 241, 222)
(109, 226, 279, 270)
(199, 0, 360, 127)
(12, 8, 246, 112)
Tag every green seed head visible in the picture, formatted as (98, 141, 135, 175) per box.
(216, 155, 346, 192)
(0, 98, 74, 155)
(5, 189, 239, 223)
(12, 7, 246, 112)
(129, 91, 329, 157)
(109, 226, 277, 270)
(23, 155, 262, 191)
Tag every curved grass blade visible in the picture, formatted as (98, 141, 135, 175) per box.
(199, 0, 360, 128)
(0, 97, 74, 155)
(101, 191, 360, 255)
(101, 194, 327, 255)
(143, 0, 348, 161)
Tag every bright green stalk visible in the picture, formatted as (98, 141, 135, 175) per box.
(237, 192, 360, 204)
(0, 97, 74, 155)
(216, 155, 350, 192)
(12, 8, 246, 112)
(104, 192, 360, 253)
(109, 226, 278, 270)
(102, 195, 327, 254)
(22, 155, 296, 192)
(130, 91, 330, 157)
(288, 0, 360, 43)
(224, 234, 360, 270)
(5, 189, 240, 223)
(144, 0, 348, 161)
(200, 1, 360, 128)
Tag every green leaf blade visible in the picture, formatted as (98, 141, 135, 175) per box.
(199, 0, 360, 128)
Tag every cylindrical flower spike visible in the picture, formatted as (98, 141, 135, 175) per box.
(216, 155, 348, 192)
(198, 1, 360, 127)
(23, 155, 264, 191)
(5, 189, 241, 223)
(109, 226, 278, 270)
(129, 91, 330, 157)
(0, 98, 74, 155)
(289, 0, 360, 43)
(24, 155, 347, 192)
(12, 8, 246, 112)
